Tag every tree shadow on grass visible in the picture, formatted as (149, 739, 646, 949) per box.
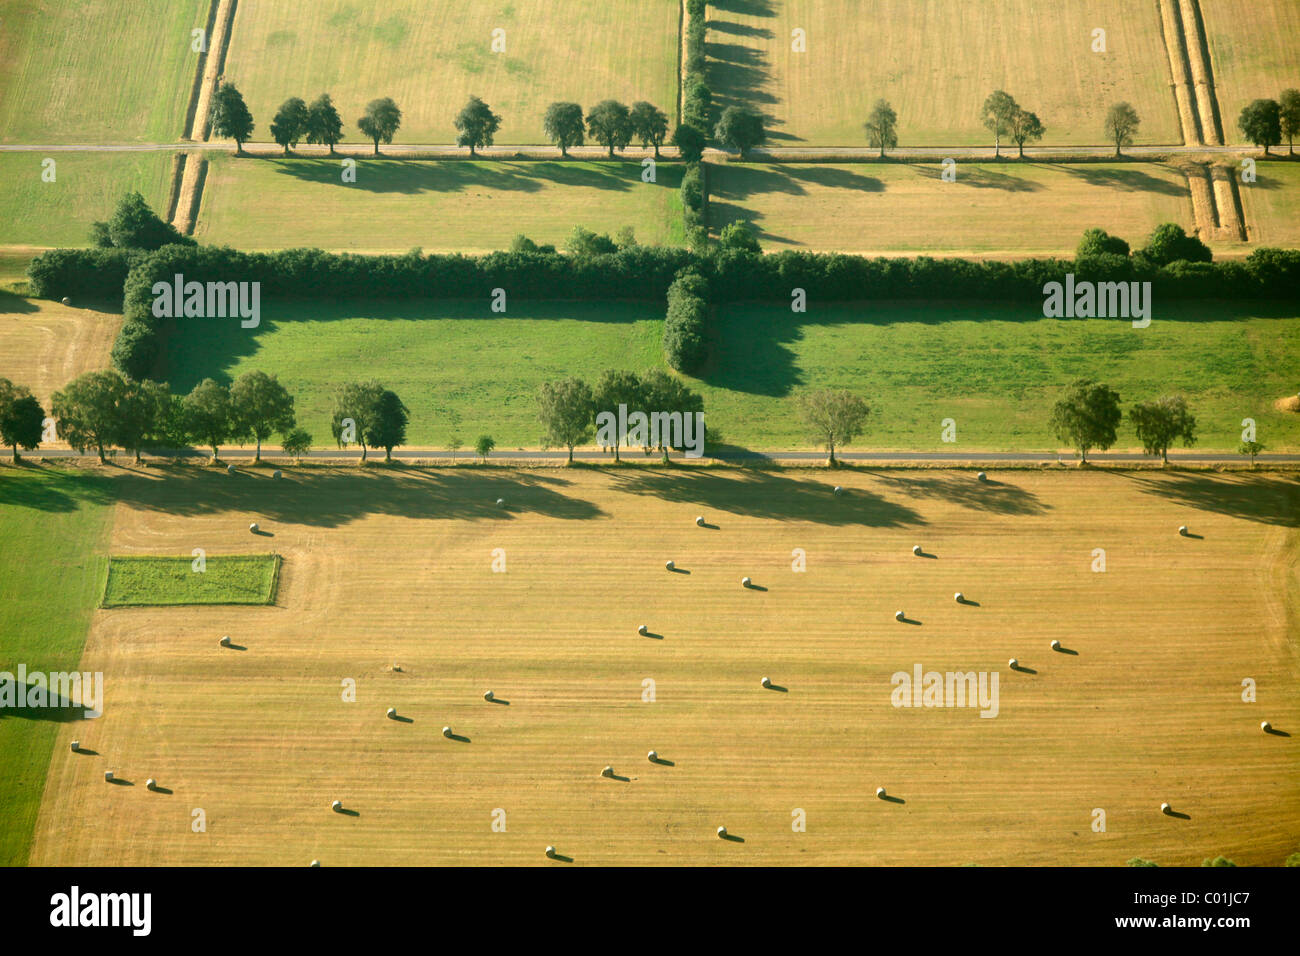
(869, 471, 1051, 516)
(607, 468, 925, 527)
(107, 465, 606, 527)
(1111, 471, 1299, 528)
(909, 164, 1045, 192)
(264, 159, 640, 196)
(0, 289, 38, 313)
(0, 467, 115, 513)
(1041, 163, 1190, 197)
(161, 299, 658, 394)
(0, 683, 93, 723)
(710, 0, 775, 15)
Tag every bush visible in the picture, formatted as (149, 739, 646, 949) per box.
(1077, 227, 1130, 258)
(663, 270, 709, 372)
(27, 247, 139, 301)
(681, 165, 703, 212)
(1141, 222, 1212, 266)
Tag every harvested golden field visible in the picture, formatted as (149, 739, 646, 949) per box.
(705, 0, 1181, 146)
(0, 299, 121, 414)
(1200, 0, 1300, 146)
(27, 466, 1300, 866)
(709, 161, 1195, 255)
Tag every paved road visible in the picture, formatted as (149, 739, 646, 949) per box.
(0, 142, 1270, 160)
(30, 447, 1300, 465)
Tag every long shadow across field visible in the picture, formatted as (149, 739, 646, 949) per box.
(1111, 471, 1299, 527)
(264, 159, 648, 196)
(608, 467, 925, 527)
(866, 471, 1050, 517)
(101, 465, 605, 527)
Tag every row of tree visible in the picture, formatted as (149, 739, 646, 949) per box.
(0, 369, 310, 464)
(537, 369, 706, 462)
(1238, 89, 1300, 155)
(212, 80, 679, 160)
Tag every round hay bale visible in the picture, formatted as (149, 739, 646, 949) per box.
(1160, 802, 1171, 814)
(637, 624, 648, 636)
(716, 826, 727, 838)
(1178, 525, 1188, 536)
(1050, 639, 1061, 650)
(954, 592, 964, 603)
(386, 707, 397, 719)
(1261, 721, 1272, 733)
(895, 610, 905, 622)
(977, 472, 987, 482)
(104, 771, 114, 782)
(760, 676, 771, 688)
(146, 778, 157, 790)
(227, 464, 236, 475)
(70, 740, 80, 753)
(741, 576, 752, 588)
(249, 522, 259, 533)
(695, 516, 704, 527)
(833, 486, 843, 496)
(545, 846, 557, 858)
(273, 470, 282, 479)
(483, 690, 494, 702)
(61, 296, 71, 306)
(665, 560, 675, 571)
(310, 860, 320, 867)
(1008, 658, 1018, 669)
(496, 498, 506, 509)
(647, 750, 658, 762)
(601, 765, 614, 778)
(392, 664, 403, 672)
(219, 635, 231, 647)
(913, 545, 922, 555)
(442, 726, 453, 738)
(331, 800, 342, 812)
(876, 787, 886, 798)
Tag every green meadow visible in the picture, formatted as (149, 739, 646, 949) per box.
(162, 299, 1300, 453)
(0, 467, 115, 866)
(102, 554, 281, 607)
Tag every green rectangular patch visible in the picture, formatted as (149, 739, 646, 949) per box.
(102, 554, 281, 607)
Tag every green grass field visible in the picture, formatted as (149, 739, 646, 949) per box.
(709, 162, 1196, 255)
(224, 0, 679, 146)
(0, 0, 208, 143)
(0, 152, 174, 248)
(195, 156, 685, 251)
(162, 298, 1300, 453)
(1201, 0, 1300, 146)
(163, 300, 666, 450)
(101, 554, 281, 607)
(0, 467, 115, 866)
(705, 0, 1181, 147)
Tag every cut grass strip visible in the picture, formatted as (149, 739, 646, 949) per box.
(102, 553, 281, 607)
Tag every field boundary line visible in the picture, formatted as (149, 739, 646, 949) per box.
(677, 0, 686, 128)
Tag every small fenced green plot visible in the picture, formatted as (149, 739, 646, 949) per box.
(101, 554, 281, 607)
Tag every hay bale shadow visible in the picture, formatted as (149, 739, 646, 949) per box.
(446, 732, 470, 743)
(391, 714, 414, 723)
(669, 566, 692, 574)
(763, 681, 788, 692)
(720, 832, 746, 843)
(1010, 662, 1037, 674)
(487, 696, 510, 706)
(1052, 644, 1078, 655)
(1163, 808, 1191, 820)
(956, 596, 979, 606)
(106, 777, 134, 786)
(880, 794, 906, 804)
(547, 852, 574, 863)
(1264, 726, 1290, 737)
(649, 756, 675, 766)
(898, 616, 922, 626)
(148, 784, 174, 795)
(222, 641, 247, 651)
(743, 582, 768, 592)
(642, 630, 664, 640)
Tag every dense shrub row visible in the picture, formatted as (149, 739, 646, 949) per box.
(26, 247, 140, 302)
(683, 0, 710, 135)
(28, 240, 1300, 382)
(663, 270, 709, 373)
